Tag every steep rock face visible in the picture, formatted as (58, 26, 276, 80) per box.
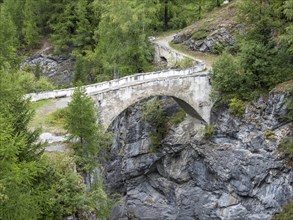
(105, 92, 292, 220)
(22, 54, 74, 85)
(172, 24, 243, 54)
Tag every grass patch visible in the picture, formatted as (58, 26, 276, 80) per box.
(200, 125, 214, 139)
(46, 107, 68, 129)
(262, 130, 276, 140)
(169, 42, 219, 66)
(273, 200, 293, 220)
(192, 29, 210, 40)
(175, 57, 195, 69)
(228, 98, 246, 118)
(274, 80, 293, 92)
(169, 109, 186, 126)
(29, 99, 67, 134)
(30, 99, 52, 111)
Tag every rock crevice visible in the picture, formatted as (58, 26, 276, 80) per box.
(105, 92, 292, 220)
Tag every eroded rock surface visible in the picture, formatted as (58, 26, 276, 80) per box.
(172, 24, 245, 54)
(23, 54, 74, 85)
(105, 92, 292, 220)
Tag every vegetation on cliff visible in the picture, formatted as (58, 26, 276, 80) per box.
(211, 0, 293, 104)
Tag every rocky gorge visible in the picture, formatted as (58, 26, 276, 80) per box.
(105, 90, 292, 219)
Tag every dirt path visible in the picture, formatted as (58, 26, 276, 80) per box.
(154, 33, 213, 69)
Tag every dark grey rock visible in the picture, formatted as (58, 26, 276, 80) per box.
(105, 93, 293, 220)
(172, 33, 188, 44)
(22, 54, 74, 85)
(175, 24, 244, 53)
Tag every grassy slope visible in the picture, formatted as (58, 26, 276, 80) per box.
(168, 0, 241, 66)
(29, 99, 66, 134)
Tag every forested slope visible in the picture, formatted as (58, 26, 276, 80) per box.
(0, 0, 292, 219)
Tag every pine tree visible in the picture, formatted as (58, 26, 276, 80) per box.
(65, 86, 110, 173)
(97, 0, 153, 76)
(0, 4, 18, 67)
(50, 0, 78, 53)
(73, 0, 94, 51)
(282, 0, 293, 54)
(23, 0, 40, 48)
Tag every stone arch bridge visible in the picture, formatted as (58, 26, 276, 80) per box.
(27, 64, 212, 129)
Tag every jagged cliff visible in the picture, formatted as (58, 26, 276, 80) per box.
(105, 90, 292, 220)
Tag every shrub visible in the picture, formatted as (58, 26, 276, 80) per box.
(262, 130, 276, 140)
(279, 138, 293, 162)
(175, 57, 195, 69)
(210, 52, 245, 101)
(200, 125, 214, 139)
(228, 98, 246, 117)
(143, 99, 167, 152)
(47, 107, 68, 128)
(169, 109, 186, 126)
(192, 29, 209, 40)
(273, 200, 293, 220)
(18, 70, 55, 93)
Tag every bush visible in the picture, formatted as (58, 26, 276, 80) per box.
(211, 42, 293, 104)
(47, 107, 68, 128)
(229, 98, 246, 117)
(175, 57, 195, 69)
(273, 200, 293, 220)
(279, 138, 293, 162)
(200, 125, 214, 139)
(143, 99, 167, 152)
(18, 70, 55, 93)
(169, 109, 186, 126)
(210, 52, 245, 101)
(192, 29, 209, 40)
(262, 130, 276, 140)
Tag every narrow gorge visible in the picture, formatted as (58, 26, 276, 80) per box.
(106, 90, 292, 220)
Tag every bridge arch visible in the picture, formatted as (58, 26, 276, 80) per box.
(91, 74, 212, 129)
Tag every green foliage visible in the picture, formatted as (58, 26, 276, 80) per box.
(273, 199, 293, 220)
(169, 108, 186, 126)
(0, 67, 43, 161)
(228, 98, 246, 118)
(23, 0, 40, 48)
(175, 57, 195, 69)
(160, 0, 224, 30)
(96, 0, 154, 76)
(39, 152, 113, 219)
(200, 124, 214, 139)
(211, 42, 293, 103)
(262, 130, 276, 140)
(0, 4, 18, 67)
(192, 29, 209, 40)
(210, 52, 244, 101)
(47, 107, 68, 129)
(209, 0, 293, 105)
(17, 70, 55, 93)
(50, 0, 97, 54)
(143, 99, 167, 152)
(65, 86, 111, 173)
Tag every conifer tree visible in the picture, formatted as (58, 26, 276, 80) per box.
(23, 0, 40, 48)
(50, 0, 78, 52)
(0, 4, 18, 67)
(65, 86, 110, 173)
(97, 0, 153, 76)
(74, 0, 94, 51)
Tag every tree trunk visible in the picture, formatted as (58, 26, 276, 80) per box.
(163, 0, 169, 31)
